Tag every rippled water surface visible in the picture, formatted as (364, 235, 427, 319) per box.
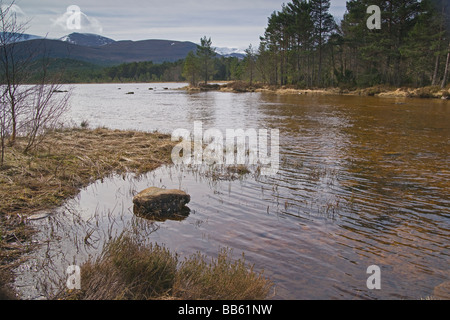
(15, 83, 450, 300)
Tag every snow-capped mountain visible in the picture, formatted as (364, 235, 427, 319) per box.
(59, 33, 115, 47)
(0, 32, 42, 44)
(6, 32, 247, 64)
(215, 47, 246, 59)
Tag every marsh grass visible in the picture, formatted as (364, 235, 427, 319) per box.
(56, 234, 273, 300)
(173, 249, 273, 300)
(0, 127, 176, 299)
(0, 127, 176, 217)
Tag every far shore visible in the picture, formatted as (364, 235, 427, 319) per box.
(50, 81, 450, 100)
(185, 82, 450, 100)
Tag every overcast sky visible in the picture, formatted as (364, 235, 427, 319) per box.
(8, 0, 348, 48)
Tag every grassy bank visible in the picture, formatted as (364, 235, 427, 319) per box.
(218, 82, 450, 99)
(0, 127, 273, 300)
(55, 235, 273, 300)
(0, 127, 176, 217)
(0, 127, 177, 299)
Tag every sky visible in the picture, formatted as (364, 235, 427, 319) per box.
(5, 0, 348, 49)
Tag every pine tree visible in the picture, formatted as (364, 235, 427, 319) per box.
(310, 0, 335, 86)
(196, 36, 216, 85)
(182, 51, 200, 86)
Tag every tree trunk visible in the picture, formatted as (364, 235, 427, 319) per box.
(441, 42, 450, 89)
(432, 55, 441, 86)
(433, 1, 446, 86)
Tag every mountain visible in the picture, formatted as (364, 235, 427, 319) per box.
(59, 33, 116, 47)
(11, 38, 199, 65)
(7, 32, 245, 66)
(215, 47, 246, 59)
(0, 32, 43, 44)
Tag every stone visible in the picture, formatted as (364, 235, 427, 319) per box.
(133, 187, 190, 220)
(26, 212, 51, 221)
(434, 281, 450, 300)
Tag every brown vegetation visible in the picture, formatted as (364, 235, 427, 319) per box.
(215, 82, 450, 100)
(0, 127, 176, 299)
(55, 235, 273, 300)
(0, 127, 274, 300)
(0, 127, 176, 217)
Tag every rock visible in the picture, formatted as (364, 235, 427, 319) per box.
(133, 187, 190, 221)
(434, 281, 450, 300)
(26, 212, 51, 221)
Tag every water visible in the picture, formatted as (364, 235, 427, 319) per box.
(14, 83, 450, 300)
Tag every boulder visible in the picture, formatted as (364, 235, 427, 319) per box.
(434, 281, 450, 300)
(133, 187, 190, 221)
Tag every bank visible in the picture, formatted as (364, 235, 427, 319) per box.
(216, 82, 450, 100)
(0, 127, 177, 298)
(0, 127, 274, 300)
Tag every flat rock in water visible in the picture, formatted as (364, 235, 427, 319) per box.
(26, 212, 51, 221)
(434, 281, 450, 300)
(133, 187, 190, 220)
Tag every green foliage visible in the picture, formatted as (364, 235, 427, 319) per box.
(20, 0, 450, 89)
(22, 54, 244, 84)
(182, 51, 200, 86)
(196, 36, 217, 84)
(255, 0, 450, 88)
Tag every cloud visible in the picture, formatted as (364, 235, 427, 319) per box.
(51, 5, 103, 34)
(0, 4, 28, 23)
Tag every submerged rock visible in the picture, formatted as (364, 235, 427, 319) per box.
(26, 212, 51, 221)
(434, 281, 450, 300)
(133, 187, 190, 221)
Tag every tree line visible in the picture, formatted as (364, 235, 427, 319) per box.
(252, 0, 450, 88)
(10, 0, 450, 90)
(91, 0, 450, 89)
(54, 54, 244, 84)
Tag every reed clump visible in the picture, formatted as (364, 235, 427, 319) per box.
(56, 235, 274, 300)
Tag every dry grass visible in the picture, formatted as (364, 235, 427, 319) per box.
(0, 127, 176, 299)
(173, 249, 273, 300)
(0, 127, 176, 217)
(55, 235, 273, 300)
(220, 81, 264, 93)
(0, 127, 273, 300)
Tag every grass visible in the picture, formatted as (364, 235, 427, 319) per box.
(55, 234, 273, 300)
(0, 127, 176, 217)
(0, 127, 177, 299)
(217, 81, 450, 99)
(0, 127, 274, 300)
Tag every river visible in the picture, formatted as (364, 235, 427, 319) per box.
(14, 83, 450, 300)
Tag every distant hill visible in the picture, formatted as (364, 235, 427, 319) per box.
(215, 47, 246, 59)
(59, 33, 116, 47)
(6, 32, 245, 66)
(10, 38, 199, 66)
(0, 32, 43, 44)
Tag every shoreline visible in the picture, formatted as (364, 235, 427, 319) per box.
(0, 127, 273, 300)
(46, 81, 450, 100)
(0, 127, 177, 299)
(186, 82, 450, 100)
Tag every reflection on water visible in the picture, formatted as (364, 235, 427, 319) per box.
(15, 84, 450, 300)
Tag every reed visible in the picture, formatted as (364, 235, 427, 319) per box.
(0, 126, 177, 299)
(55, 234, 273, 300)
